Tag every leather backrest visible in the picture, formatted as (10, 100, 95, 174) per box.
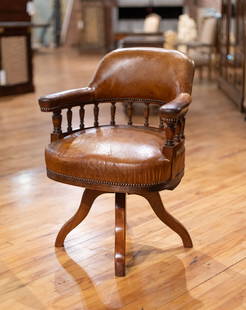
(89, 48, 194, 103)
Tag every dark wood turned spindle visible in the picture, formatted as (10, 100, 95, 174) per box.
(51, 109, 62, 142)
(110, 102, 116, 126)
(159, 115, 164, 129)
(67, 108, 73, 133)
(127, 102, 133, 126)
(52, 110, 62, 134)
(144, 103, 149, 127)
(79, 105, 85, 129)
(175, 119, 182, 143)
(165, 118, 177, 147)
(94, 103, 99, 127)
(180, 116, 186, 139)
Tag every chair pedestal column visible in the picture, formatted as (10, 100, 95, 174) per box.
(115, 193, 126, 277)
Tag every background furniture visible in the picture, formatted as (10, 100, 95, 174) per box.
(218, 0, 245, 112)
(78, 0, 184, 51)
(79, 0, 117, 53)
(39, 48, 194, 277)
(119, 35, 164, 48)
(0, 1, 34, 96)
(184, 0, 222, 20)
(177, 16, 218, 81)
(117, 0, 183, 34)
(118, 13, 164, 49)
(0, 22, 34, 96)
(0, 0, 30, 22)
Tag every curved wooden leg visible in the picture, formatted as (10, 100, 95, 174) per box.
(55, 189, 104, 247)
(115, 193, 126, 277)
(140, 192, 193, 248)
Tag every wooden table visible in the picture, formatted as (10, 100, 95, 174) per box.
(119, 35, 164, 48)
(0, 22, 34, 96)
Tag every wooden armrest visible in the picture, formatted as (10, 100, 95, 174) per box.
(160, 93, 191, 119)
(39, 87, 95, 112)
(160, 93, 191, 149)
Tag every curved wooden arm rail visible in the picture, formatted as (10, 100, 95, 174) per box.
(39, 48, 195, 276)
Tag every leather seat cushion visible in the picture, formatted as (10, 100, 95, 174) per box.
(45, 126, 171, 186)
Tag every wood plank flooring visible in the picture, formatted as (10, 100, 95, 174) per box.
(0, 48, 245, 310)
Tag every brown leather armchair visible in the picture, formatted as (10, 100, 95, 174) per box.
(39, 48, 195, 277)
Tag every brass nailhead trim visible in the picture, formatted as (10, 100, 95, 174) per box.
(95, 97, 164, 105)
(47, 169, 170, 188)
(40, 97, 165, 112)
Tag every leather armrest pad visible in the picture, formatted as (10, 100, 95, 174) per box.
(160, 93, 191, 118)
(39, 87, 95, 111)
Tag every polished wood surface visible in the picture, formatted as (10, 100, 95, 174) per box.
(0, 48, 245, 309)
(115, 193, 126, 277)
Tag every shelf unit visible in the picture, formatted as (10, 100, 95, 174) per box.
(218, 0, 245, 112)
(117, 0, 184, 33)
(0, 1, 34, 96)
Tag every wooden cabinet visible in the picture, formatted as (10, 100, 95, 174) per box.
(218, 0, 245, 112)
(0, 1, 34, 96)
(0, 0, 30, 22)
(80, 0, 117, 53)
(0, 23, 34, 96)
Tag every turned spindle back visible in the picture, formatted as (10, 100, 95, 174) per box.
(50, 48, 194, 142)
(51, 99, 168, 142)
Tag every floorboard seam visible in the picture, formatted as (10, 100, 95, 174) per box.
(162, 256, 246, 307)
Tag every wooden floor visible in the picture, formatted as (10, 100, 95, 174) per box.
(0, 48, 245, 310)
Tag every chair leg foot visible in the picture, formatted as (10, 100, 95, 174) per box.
(55, 189, 104, 247)
(115, 193, 126, 277)
(140, 192, 193, 248)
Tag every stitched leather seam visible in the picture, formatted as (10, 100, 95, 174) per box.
(47, 169, 171, 188)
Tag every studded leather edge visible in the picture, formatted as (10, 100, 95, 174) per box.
(46, 169, 185, 192)
(95, 97, 165, 105)
(40, 97, 165, 112)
